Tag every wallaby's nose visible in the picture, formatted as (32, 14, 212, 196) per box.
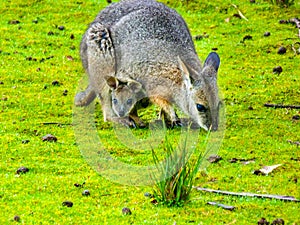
(118, 111, 125, 117)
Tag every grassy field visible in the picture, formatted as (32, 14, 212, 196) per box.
(1, 0, 299, 224)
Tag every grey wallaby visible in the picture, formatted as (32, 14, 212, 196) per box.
(75, 0, 221, 130)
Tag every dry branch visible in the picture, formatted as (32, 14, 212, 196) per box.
(194, 187, 300, 202)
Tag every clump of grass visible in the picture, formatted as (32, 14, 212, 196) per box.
(151, 129, 209, 207)
(267, 0, 294, 7)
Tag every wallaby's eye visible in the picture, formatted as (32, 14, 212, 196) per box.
(113, 98, 118, 104)
(127, 99, 133, 105)
(196, 104, 207, 112)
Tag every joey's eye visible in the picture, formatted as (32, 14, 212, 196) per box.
(196, 104, 207, 112)
(127, 99, 133, 105)
(113, 99, 118, 104)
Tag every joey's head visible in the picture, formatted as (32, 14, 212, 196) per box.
(105, 76, 144, 117)
(192, 52, 221, 131)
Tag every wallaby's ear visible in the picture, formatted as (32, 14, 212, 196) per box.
(204, 52, 220, 72)
(105, 76, 119, 90)
(177, 57, 191, 81)
(128, 80, 143, 93)
(178, 56, 193, 90)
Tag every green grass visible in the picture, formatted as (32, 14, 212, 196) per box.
(1, 0, 300, 224)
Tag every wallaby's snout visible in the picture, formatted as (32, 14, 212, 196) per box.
(118, 109, 125, 117)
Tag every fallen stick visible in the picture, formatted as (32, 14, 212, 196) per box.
(194, 187, 300, 202)
(264, 103, 300, 109)
(42, 122, 72, 125)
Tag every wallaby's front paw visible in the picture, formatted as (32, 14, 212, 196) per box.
(169, 120, 182, 128)
(74, 88, 96, 107)
(74, 92, 87, 107)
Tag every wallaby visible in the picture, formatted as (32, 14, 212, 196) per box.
(75, 0, 221, 130)
(105, 76, 148, 127)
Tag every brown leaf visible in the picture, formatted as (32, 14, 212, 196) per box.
(208, 155, 222, 163)
(66, 55, 74, 61)
(42, 134, 57, 142)
(254, 164, 282, 175)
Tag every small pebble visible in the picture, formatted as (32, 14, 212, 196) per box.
(273, 66, 283, 75)
(13, 215, 21, 222)
(58, 26, 65, 31)
(264, 32, 271, 37)
(9, 20, 20, 24)
(243, 35, 253, 41)
(258, 218, 269, 225)
(277, 46, 287, 55)
(271, 218, 284, 225)
(63, 90, 68, 96)
(62, 201, 73, 207)
(51, 80, 60, 86)
(144, 192, 153, 198)
(122, 207, 132, 215)
(82, 190, 90, 196)
(279, 19, 287, 24)
(292, 115, 300, 120)
(22, 139, 30, 144)
(16, 166, 29, 174)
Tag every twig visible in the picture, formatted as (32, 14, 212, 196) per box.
(194, 187, 300, 202)
(264, 103, 300, 109)
(289, 18, 300, 38)
(292, 42, 300, 55)
(231, 4, 248, 21)
(287, 140, 300, 147)
(42, 122, 72, 125)
(207, 201, 235, 211)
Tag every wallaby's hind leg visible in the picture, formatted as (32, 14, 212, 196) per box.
(151, 97, 181, 128)
(75, 85, 96, 107)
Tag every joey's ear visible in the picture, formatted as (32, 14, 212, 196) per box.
(128, 80, 143, 93)
(105, 76, 119, 90)
(204, 52, 220, 72)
